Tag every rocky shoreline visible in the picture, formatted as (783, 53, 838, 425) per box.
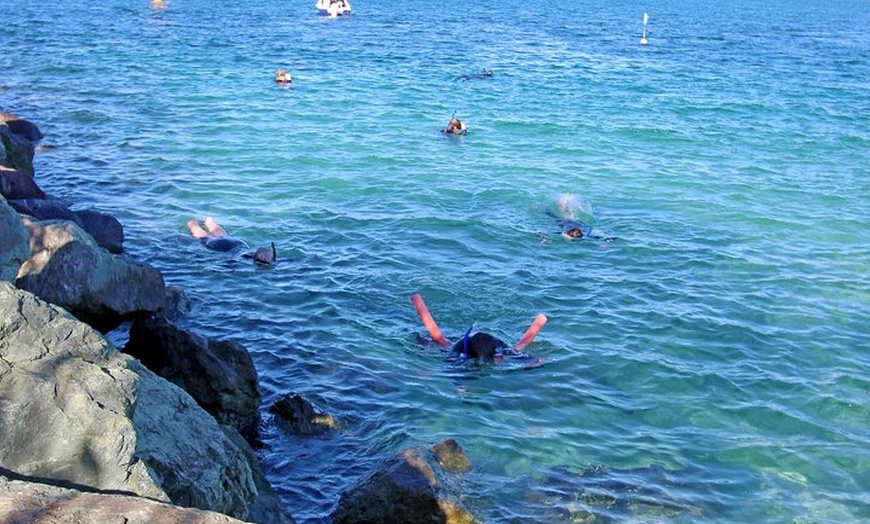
(0, 113, 481, 523)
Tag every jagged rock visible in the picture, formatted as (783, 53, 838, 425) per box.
(431, 439, 471, 474)
(268, 394, 338, 436)
(332, 440, 478, 524)
(74, 208, 125, 254)
(0, 476, 250, 524)
(0, 167, 44, 200)
(0, 112, 44, 142)
(0, 123, 35, 176)
(15, 217, 163, 331)
(9, 198, 124, 254)
(0, 197, 29, 282)
(0, 283, 290, 521)
(124, 314, 261, 444)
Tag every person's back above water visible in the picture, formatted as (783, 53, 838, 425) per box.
(187, 217, 276, 265)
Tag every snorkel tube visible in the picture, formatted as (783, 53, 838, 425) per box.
(411, 293, 451, 347)
(515, 313, 548, 351)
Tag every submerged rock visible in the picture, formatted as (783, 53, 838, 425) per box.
(124, 313, 262, 445)
(0, 283, 288, 521)
(268, 393, 338, 436)
(332, 440, 477, 524)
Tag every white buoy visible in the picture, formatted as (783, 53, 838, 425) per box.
(641, 12, 649, 45)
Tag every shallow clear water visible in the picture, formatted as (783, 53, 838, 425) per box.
(2, 0, 869, 522)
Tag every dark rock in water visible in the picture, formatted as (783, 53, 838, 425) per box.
(0, 123, 35, 175)
(0, 167, 44, 199)
(0, 112, 44, 141)
(523, 464, 704, 523)
(74, 208, 125, 254)
(268, 393, 338, 436)
(124, 313, 262, 444)
(332, 440, 478, 524)
(431, 438, 471, 474)
(8, 196, 80, 223)
(15, 217, 165, 332)
(161, 285, 192, 321)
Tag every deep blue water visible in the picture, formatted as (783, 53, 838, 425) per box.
(2, 0, 869, 522)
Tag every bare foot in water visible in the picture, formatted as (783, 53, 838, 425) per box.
(203, 216, 228, 237)
(187, 219, 209, 238)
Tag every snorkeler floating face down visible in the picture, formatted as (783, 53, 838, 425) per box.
(411, 293, 547, 362)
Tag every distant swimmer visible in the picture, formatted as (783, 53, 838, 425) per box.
(316, 0, 351, 17)
(540, 193, 615, 243)
(187, 217, 277, 265)
(442, 117, 468, 136)
(411, 293, 547, 364)
(455, 68, 494, 81)
(275, 68, 292, 85)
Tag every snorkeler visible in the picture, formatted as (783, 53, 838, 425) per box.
(455, 68, 494, 81)
(187, 217, 277, 265)
(540, 194, 615, 243)
(442, 117, 468, 135)
(411, 293, 547, 362)
(275, 68, 292, 85)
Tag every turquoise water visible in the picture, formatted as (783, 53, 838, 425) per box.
(2, 0, 869, 521)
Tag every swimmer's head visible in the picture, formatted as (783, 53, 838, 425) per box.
(564, 228, 584, 239)
(253, 242, 277, 265)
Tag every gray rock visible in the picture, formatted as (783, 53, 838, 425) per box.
(74, 208, 125, 254)
(15, 217, 164, 331)
(269, 394, 338, 436)
(124, 314, 261, 444)
(0, 167, 44, 200)
(0, 283, 267, 519)
(332, 441, 478, 524)
(0, 123, 35, 176)
(8, 196, 80, 223)
(0, 197, 29, 282)
(0, 476, 251, 524)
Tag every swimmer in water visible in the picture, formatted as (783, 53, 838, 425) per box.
(275, 68, 292, 85)
(411, 293, 547, 364)
(540, 194, 615, 243)
(442, 117, 468, 135)
(187, 217, 276, 265)
(455, 68, 494, 81)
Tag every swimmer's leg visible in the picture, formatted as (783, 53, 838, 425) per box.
(203, 216, 228, 237)
(187, 219, 210, 239)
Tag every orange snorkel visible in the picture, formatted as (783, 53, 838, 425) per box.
(411, 293, 451, 347)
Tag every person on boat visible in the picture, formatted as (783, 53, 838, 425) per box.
(187, 217, 276, 265)
(411, 293, 547, 363)
(442, 117, 467, 135)
(275, 68, 292, 85)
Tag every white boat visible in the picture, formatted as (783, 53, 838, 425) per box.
(316, 0, 351, 17)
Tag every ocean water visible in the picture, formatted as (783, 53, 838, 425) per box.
(2, 0, 869, 522)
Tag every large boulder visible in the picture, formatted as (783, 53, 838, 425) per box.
(0, 476, 250, 524)
(0, 197, 29, 282)
(0, 112, 44, 142)
(332, 440, 478, 524)
(0, 166, 44, 200)
(9, 198, 125, 254)
(124, 314, 261, 444)
(15, 217, 163, 331)
(0, 283, 292, 522)
(0, 123, 35, 176)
